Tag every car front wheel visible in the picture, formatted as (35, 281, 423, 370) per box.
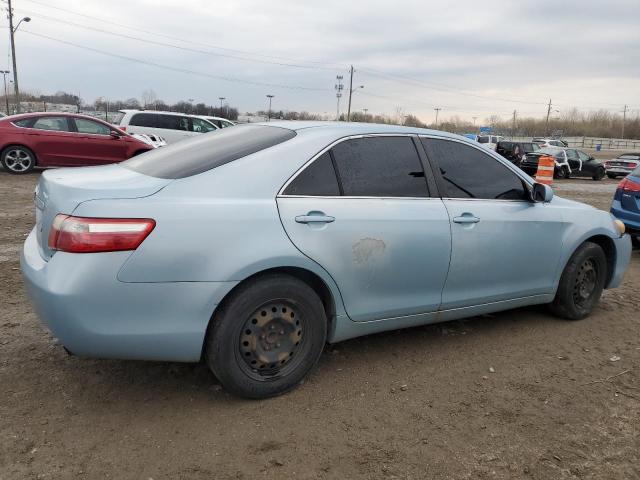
(205, 273, 327, 399)
(1, 146, 36, 174)
(549, 242, 607, 320)
(592, 168, 605, 181)
(555, 166, 569, 179)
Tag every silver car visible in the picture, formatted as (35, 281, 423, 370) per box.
(21, 122, 631, 398)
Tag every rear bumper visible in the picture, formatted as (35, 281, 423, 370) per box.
(611, 202, 640, 233)
(608, 234, 632, 288)
(21, 228, 237, 362)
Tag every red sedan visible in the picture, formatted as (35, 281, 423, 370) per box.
(0, 112, 153, 174)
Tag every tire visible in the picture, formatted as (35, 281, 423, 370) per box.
(549, 242, 607, 320)
(555, 166, 569, 179)
(205, 273, 327, 399)
(1, 145, 36, 174)
(592, 168, 605, 181)
(632, 236, 640, 249)
(607, 173, 617, 179)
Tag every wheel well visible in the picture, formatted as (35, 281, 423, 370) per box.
(201, 267, 337, 360)
(1, 144, 37, 164)
(584, 235, 615, 287)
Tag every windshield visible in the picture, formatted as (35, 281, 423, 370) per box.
(123, 124, 296, 179)
(477, 136, 489, 143)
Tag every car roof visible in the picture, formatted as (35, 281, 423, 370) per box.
(1, 111, 113, 123)
(119, 109, 196, 118)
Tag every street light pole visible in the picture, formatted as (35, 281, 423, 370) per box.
(434, 107, 441, 127)
(218, 97, 225, 115)
(7, 0, 30, 114)
(266, 94, 274, 121)
(1, 71, 10, 114)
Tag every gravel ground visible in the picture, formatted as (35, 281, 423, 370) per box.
(0, 171, 638, 480)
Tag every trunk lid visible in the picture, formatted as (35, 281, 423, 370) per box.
(35, 164, 171, 259)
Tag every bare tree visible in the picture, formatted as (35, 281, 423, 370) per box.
(141, 89, 157, 109)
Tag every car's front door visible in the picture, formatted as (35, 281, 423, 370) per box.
(566, 149, 583, 174)
(420, 137, 566, 309)
(70, 118, 127, 165)
(577, 150, 598, 175)
(277, 136, 452, 322)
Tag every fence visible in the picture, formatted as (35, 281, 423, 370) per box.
(508, 136, 640, 150)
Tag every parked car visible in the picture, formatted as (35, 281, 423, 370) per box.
(521, 147, 606, 180)
(195, 115, 235, 129)
(611, 164, 640, 247)
(0, 112, 153, 174)
(496, 141, 540, 165)
(477, 134, 503, 150)
(604, 152, 640, 179)
(21, 124, 631, 398)
(532, 138, 568, 148)
(130, 133, 167, 149)
(115, 110, 218, 144)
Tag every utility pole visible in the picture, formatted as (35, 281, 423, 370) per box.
(545, 98, 552, 136)
(347, 65, 354, 121)
(621, 104, 628, 139)
(218, 97, 225, 115)
(7, 0, 30, 114)
(363, 108, 368, 120)
(512, 110, 517, 137)
(472, 116, 477, 126)
(334, 75, 343, 121)
(0, 71, 9, 114)
(434, 107, 441, 127)
(266, 94, 274, 121)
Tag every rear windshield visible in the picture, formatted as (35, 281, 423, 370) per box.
(122, 125, 296, 179)
(619, 154, 640, 161)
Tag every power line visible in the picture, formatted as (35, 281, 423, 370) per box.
(20, 0, 346, 70)
(17, 8, 340, 71)
(22, 30, 332, 92)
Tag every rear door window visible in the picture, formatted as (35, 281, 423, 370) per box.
(283, 152, 340, 196)
(123, 125, 296, 179)
(421, 138, 527, 201)
(330, 136, 429, 197)
(32, 117, 71, 132)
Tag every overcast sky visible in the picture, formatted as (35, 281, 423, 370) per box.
(7, 0, 640, 123)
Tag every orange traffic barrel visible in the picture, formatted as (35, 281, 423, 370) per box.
(535, 155, 555, 185)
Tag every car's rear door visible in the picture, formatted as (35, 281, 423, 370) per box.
(69, 117, 128, 165)
(420, 136, 566, 309)
(26, 116, 79, 166)
(277, 135, 451, 322)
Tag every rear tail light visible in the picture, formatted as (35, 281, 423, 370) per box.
(48, 215, 155, 253)
(604, 161, 611, 168)
(618, 177, 640, 193)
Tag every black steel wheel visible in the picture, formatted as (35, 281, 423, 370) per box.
(592, 168, 605, 181)
(205, 273, 327, 399)
(555, 166, 569, 179)
(549, 242, 607, 320)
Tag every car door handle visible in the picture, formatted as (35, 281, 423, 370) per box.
(453, 213, 480, 224)
(295, 214, 335, 224)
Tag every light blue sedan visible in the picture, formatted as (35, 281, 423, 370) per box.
(21, 122, 632, 398)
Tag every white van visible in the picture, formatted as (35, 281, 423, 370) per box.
(115, 110, 218, 144)
(477, 134, 503, 151)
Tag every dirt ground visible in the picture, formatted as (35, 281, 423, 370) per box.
(1, 167, 638, 480)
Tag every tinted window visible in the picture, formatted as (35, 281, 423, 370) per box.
(577, 150, 590, 161)
(566, 150, 579, 160)
(129, 113, 158, 127)
(523, 143, 538, 152)
(331, 137, 428, 197)
(74, 118, 111, 135)
(157, 115, 189, 131)
(477, 136, 489, 144)
(32, 117, 70, 132)
(13, 118, 33, 127)
(421, 138, 527, 200)
(284, 152, 340, 196)
(123, 125, 296, 179)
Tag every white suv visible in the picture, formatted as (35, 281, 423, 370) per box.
(115, 110, 218, 144)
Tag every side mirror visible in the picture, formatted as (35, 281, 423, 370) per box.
(532, 183, 553, 203)
(110, 130, 122, 139)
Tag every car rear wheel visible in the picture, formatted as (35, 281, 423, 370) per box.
(555, 166, 569, 179)
(592, 168, 605, 181)
(205, 273, 327, 399)
(549, 242, 607, 320)
(606, 173, 617, 179)
(1, 146, 36, 174)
